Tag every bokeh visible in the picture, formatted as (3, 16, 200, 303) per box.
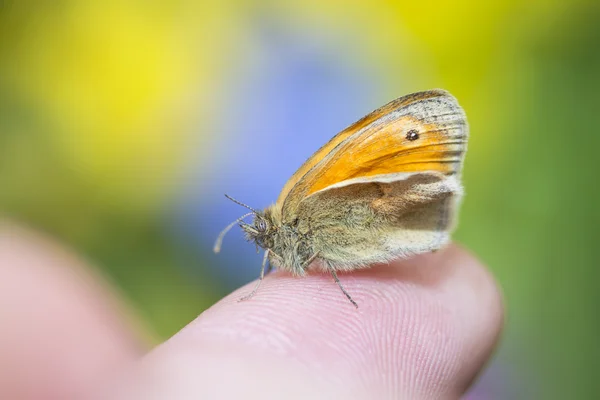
(1, 1, 599, 398)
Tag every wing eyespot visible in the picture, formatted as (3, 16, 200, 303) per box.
(406, 129, 419, 141)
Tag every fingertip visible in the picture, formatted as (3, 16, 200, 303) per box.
(0, 223, 145, 400)
(135, 244, 503, 399)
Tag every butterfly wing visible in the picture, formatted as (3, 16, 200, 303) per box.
(294, 171, 462, 268)
(277, 90, 468, 265)
(278, 89, 468, 220)
(275, 90, 456, 209)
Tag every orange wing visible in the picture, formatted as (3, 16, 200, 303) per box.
(277, 89, 468, 218)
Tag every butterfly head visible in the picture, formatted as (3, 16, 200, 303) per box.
(241, 210, 277, 250)
(213, 195, 281, 254)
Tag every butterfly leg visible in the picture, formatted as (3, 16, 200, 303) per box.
(239, 249, 270, 302)
(301, 252, 320, 270)
(267, 250, 285, 274)
(326, 261, 358, 308)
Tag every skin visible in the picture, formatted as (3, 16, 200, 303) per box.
(0, 224, 503, 400)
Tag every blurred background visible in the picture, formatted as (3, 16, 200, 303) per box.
(1, 1, 599, 398)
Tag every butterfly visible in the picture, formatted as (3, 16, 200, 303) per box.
(214, 89, 468, 307)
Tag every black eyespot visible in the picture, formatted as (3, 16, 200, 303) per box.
(406, 129, 419, 141)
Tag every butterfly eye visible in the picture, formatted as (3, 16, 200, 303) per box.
(406, 129, 419, 141)
(257, 219, 268, 232)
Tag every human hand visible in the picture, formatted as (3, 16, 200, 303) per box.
(0, 225, 503, 399)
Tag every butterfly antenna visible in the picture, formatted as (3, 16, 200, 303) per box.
(224, 194, 258, 214)
(213, 212, 254, 253)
